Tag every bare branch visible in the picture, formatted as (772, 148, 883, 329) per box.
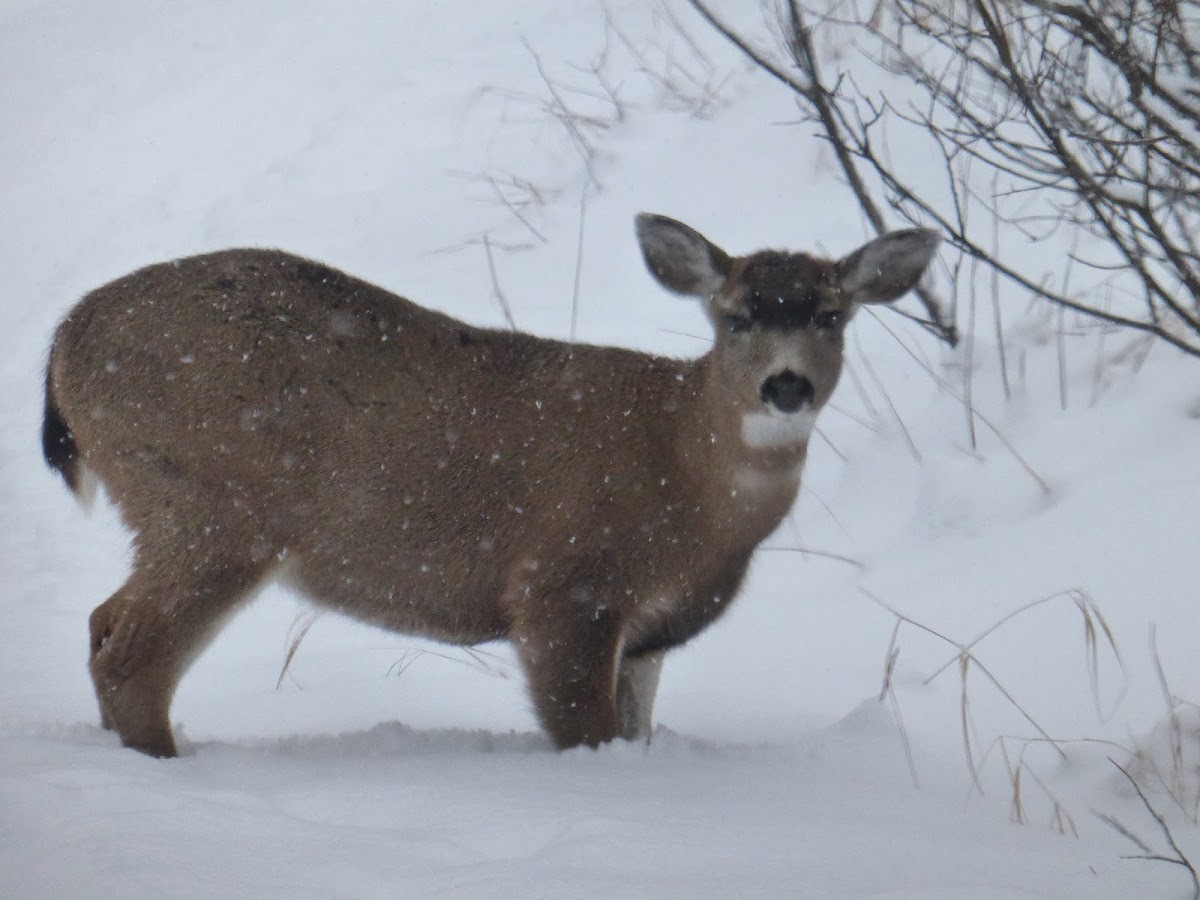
(678, 0, 1200, 359)
(1111, 758, 1200, 899)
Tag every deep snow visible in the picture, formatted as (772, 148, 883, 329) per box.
(3, 1, 1199, 897)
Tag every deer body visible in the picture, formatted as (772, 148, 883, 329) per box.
(43, 215, 937, 757)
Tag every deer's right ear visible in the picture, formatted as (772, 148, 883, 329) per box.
(636, 213, 732, 298)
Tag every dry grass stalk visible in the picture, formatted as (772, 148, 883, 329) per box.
(960, 653, 985, 794)
(878, 618, 920, 787)
(822, 399, 877, 432)
(1088, 288, 1114, 407)
(963, 237, 980, 451)
(570, 186, 589, 340)
(760, 544, 863, 569)
(386, 645, 513, 681)
(797, 486, 853, 541)
(812, 424, 848, 462)
(1003, 739, 1025, 824)
(275, 611, 322, 690)
(995, 736, 1080, 835)
(863, 307, 1052, 495)
(851, 330, 922, 463)
(841, 358, 883, 425)
(921, 589, 1125, 720)
(988, 173, 1012, 402)
(934, 590, 1125, 746)
(868, 588, 1132, 789)
(866, 587, 1067, 800)
(1130, 628, 1200, 825)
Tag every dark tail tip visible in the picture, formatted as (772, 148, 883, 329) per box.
(42, 369, 80, 494)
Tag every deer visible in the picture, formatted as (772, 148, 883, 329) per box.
(42, 213, 939, 757)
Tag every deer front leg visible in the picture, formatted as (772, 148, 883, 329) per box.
(511, 594, 624, 750)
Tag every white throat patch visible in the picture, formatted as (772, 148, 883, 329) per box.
(741, 408, 819, 449)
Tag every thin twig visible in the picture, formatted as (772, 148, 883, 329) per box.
(1111, 759, 1200, 899)
(482, 235, 518, 331)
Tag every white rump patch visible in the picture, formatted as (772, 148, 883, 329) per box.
(741, 409, 819, 449)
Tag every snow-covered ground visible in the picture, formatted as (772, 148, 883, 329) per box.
(3, 1, 1198, 896)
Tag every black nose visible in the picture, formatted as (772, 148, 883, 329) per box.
(760, 370, 814, 413)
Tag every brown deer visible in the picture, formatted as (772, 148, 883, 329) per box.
(42, 214, 938, 757)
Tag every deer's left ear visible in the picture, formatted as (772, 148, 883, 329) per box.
(836, 229, 939, 305)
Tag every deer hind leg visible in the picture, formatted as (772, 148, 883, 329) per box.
(616, 650, 664, 742)
(89, 534, 268, 758)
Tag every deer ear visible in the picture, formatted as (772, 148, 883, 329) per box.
(836, 229, 939, 304)
(636, 213, 732, 298)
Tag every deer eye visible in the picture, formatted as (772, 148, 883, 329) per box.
(813, 309, 844, 330)
(726, 315, 754, 334)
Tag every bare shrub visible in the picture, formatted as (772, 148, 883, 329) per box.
(682, 0, 1200, 359)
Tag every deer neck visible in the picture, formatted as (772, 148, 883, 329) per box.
(673, 357, 809, 549)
